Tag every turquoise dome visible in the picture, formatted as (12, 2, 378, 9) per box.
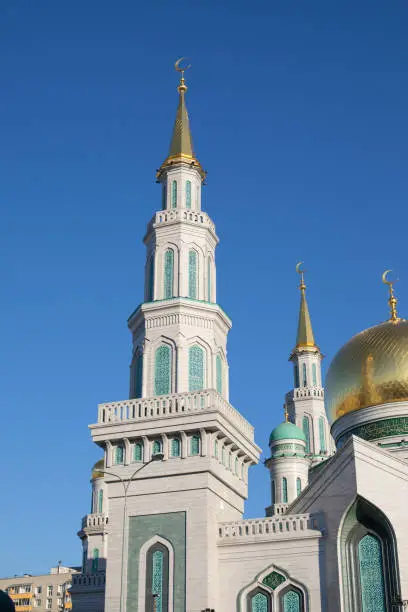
(269, 422, 306, 445)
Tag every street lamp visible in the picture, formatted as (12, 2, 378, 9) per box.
(100, 452, 164, 612)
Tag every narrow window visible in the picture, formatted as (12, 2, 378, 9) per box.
(115, 445, 124, 465)
(146, 543, 169, 612)
(152, 440, 162, 456)
(294, 364, 300, 388)
(302, 417, 310, 454)
(134, 353, 143, 399)
(171, 438, 180, 457)
(319, 416, 326, 452)
(250, 591, 269, 612)
(164, 249, 174, 299)
(91, 549, 99, 573)
(216, 354, 222, 394)
(134, 442, 143, 462)
(214, 438, 218, 458)
(189, 345, 204, 391)
(235, 457, 239, 474)
(188, 250, 197, 299)
(82, 548, 87, 573)
(282, 477, 288, 503)
(302, 363, 307, 387)
(98, 489, 103, 513)
(228, 452, 232, 470)
(190, 435, 200, 456)
(271, 480, 276, 504)
(222, 445, 226, 465)
(358, 534, 386, 612)
(171, 180, 177, 208)
(154, 345, 171, 396)
(185, 180, 191, 209)
(283, 590, 301, 612)
(147, 256, 154, 302)
(161, 184, 166, 210)
(196, 184, 200, 209)
(207, 258, 212, 301)
(296, 478, 302, 496)
(312, 363, 317, 386)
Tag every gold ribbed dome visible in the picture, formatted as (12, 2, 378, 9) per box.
(92, 459, 104, 479)
(326, 319, 408, 423)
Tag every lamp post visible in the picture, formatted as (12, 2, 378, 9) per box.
(100, 452, 164, 612)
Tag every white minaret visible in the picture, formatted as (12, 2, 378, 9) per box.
(72, 64, 260, 612)
(285, 264, 334, 465)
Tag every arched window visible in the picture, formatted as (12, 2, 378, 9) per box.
(189, 345, 204, 391)
(228, 452, 232, 470)
(82, 547, 87, 573)
(164, 249, 174, 299)
(115, 445, 124, 465)
(235, 456, 239, 474)
(302, 417, 310, 454)
(296, 478, 302, 496)
(171, 438, 180, 457)
(190, 435, 200, 456)
(185, 180, 191, 209)
(282, 477, 288, 503)
(154, 345, 171, 396)
(222, 445, 226, 465)
(134, 442, 143, 462)
(171, 180, 177, 208)
(302, 363, 307, 387)
(133, 353, 143, 399)
(152, 440, 162, 456)
(358, 534, 386, 612)
(271, 480, 276, 504)
(248, 588, 270, 612)
(216, 354, 222, 395)
(207, 258, 212, 301)
(145, 543, 169, 612)
(282, 589, 302, 612)
(213, 438, 218, 458)
(98, 489, 103, 513)
(312, 363, 318, 386)
(91, 549, 99, 573)
(294, 364, 300, 388)
(161, 185, 166, 210)
(319, 417, 326, 452)
(188, 250, 197, 299)
(147, 256, 154, 302)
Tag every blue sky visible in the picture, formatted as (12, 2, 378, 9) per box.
(0, 0, 407, 576)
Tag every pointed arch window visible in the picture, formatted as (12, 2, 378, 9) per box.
(207, 258, 212, 301)
(162, 185, 166, 210)
(296, 478, 302, 496)
(216, 354, 222, 395)
(98, 489, 103, 513)
(319, 417, 326, 452)
(154, 345, 171, 396)
(147, 256, 155, 302)
(152, 440, 162, 456)
(164, 249, 174, 299)
(235, 456, 239, 474)
(171, 180, 177, 208)
(134, 442, 143, 462)
(302, 417, 310, 454)
(312, 363, 317, 386)
(213, 438, 218, 458)
(91, 549, 99, 573)
(185, 180, 191, 209)
(294, 364, 300, 388)
(271, 480, 276, 504)
(282, 477, 288, 503)
(134, 353, 143, 399)
(171, 438, 180, 457)
(188, 250, 197, 299)
(247, 588, 271, 612)
(282, 589, 301, 612)
(222, 445, 226, 465)
(115, 444, 124, 465)
(358, 534, 386, 612)
(302, 363, 307, 387)
(189, 345, 204, 391)
(190, 435, 200, 456)
(145, 543, 169, 612)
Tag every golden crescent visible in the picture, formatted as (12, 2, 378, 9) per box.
(296, 261, 304, 274)
(382, 269, 393, 285)
(175, 57, 192, 72)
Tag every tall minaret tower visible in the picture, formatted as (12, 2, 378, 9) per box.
(76, 62, 260, 612)
(285, 263, 333, 464)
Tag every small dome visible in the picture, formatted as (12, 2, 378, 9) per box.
(269, 422, 306, 444)
(92, 459, 105, 479)
(326, 319, 408, 423)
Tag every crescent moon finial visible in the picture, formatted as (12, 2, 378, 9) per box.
(296, 261, 306, 291)
(174, 57, 191, 94)
(382, 269, 400, 322)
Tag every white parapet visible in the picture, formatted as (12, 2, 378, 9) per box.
(218, 514, 322, 542)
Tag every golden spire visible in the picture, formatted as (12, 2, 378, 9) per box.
(382, 269, 401, 323)
(295, 262, 317, 349)
(156, 58, 205, 181)
(283, 404, 289, 422)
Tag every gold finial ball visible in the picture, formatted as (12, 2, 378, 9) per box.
(325, 319, 408, 423)
(177, 79, 188, 94)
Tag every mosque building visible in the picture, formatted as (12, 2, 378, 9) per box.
(70, 62, 408, 612)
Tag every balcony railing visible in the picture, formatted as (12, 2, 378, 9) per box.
(218, 514, 321, 540)
(97, 389, 254, 440)
(288, 387, 324, 400)
(146, 209, 216, 235)
(71, 573, 105, 589)
(81, 513, 109, 530)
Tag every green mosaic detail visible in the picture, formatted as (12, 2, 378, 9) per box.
(188, 250, 197, 299)
(152, 550, 163, 612)
(164, 249, 174, 299)
(262, 571, 286, 590)
(302, 417, 310, 453)
(154, 345, 171, 396)
(185, 180, 191, 209)
(251, 592, 268, 612)
(189, 345, 204, 391)
(337, 417, 408, 447)
(283, 590, 300, 612)
(273, 443, 305, 453)
(359, 534, 386, 612)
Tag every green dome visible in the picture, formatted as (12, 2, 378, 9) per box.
(269, 422, 306, 444)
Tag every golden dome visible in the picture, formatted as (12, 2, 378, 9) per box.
(92, 459, 104, 480)
(326, 319, 408, 423)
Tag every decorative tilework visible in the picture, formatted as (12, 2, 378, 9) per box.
(251, 592, 268, 612)
(185, 180, 191, 209)
(188, 250, 197, 299)
(337, 416, 408, 447)
(189, 345, 204, 391)
(282, 477, 288, 503)
(283, 590, 300, 612)
(134, 442, 143, 462)
(164, 250, 174, 299)
(319, 417, 326, 452)
(302, 417, 311, 454)
(152, 550, 163, 612)
(154, 345, 171, 396)
(171, 180, 177, 208)
(171, 438, 181, 457)
(262, 571, 286, 590)
(358, 534, 386, 612)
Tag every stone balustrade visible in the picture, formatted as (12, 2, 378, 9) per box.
(218, 514, 321, 541)
(97, 389, 254, 440)
(146, 209, 216, 235)
(71, 573, 105, 589)
(81, 513, 109, 530)
(293, 387, 324, 400)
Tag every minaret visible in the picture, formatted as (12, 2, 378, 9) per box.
(285, 263, 333, 464)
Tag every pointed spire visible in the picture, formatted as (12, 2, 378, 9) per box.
(294, 262, 317, 350)
(156, 59, 205, 181)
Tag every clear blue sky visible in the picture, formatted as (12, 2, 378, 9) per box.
(1, 0, 407, 577)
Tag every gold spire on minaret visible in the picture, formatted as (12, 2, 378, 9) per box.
(156, 58, 205, 181)
(382, 269, 402, 323)
(294, 262, 317, 350)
